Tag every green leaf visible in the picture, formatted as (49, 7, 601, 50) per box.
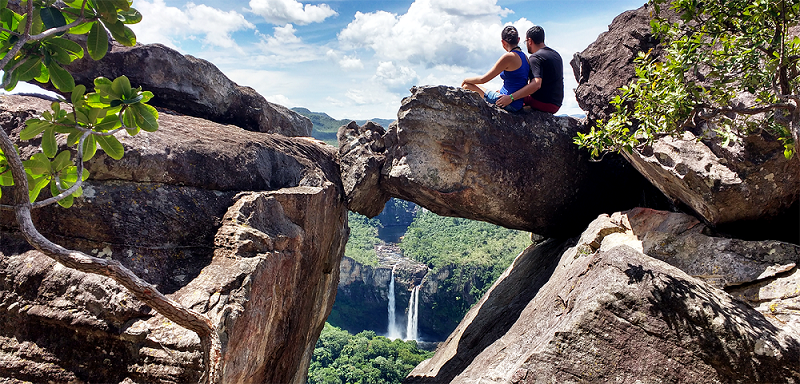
(95, 134, 124, 160)
(71, 84, 86, 107)
(42, 126, 58, 158)
(87, 21, 109, 61)
(23, 153, 51, 175)
(55, 187, 74, 208)
(20, 119, 49, 140)
(51, 150, 72, 172)
(91, 0, 119, 23)
(111, 75, 132, 98)
(27, 174, 49, 203)
(67, 131, 81, 146)
(118, 8, 142, 24)
(122, 107, 138, 132)
(111, 0, 131, 12)
(40, 7, 67, 31)
(46, 37, 84, 60)
(33, 64, 49, 83)
(132, 103, 158, 132)
(68, 21, 93, 35)
(46, 61, 75, 92)
(95, 114, 120, 131)
(14, 57, 42, 81)
(140, 90, 154, 103)
(105, 19, 135, 46)
(3, 69, 18, 91)
(82, 133, 97, 161)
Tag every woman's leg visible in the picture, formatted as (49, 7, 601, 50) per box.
(462, 83, 486, 96)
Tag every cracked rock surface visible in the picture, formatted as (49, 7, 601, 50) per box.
(407, 208, 800, 383)
(0, 95, 346, 384)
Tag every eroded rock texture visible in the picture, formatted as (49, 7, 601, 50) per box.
(0, 95, 346, 383)
(571, 4, 799, 239)
(407, 208, 800, 383)
(40, 41, 311, 137)
(339, 85, 668, 238)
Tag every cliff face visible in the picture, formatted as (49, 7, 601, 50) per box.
(407, 208, 800, 383)
(0, 95, 344, 383)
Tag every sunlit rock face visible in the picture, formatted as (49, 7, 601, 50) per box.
(572, 4, 799, 240)
(407, 208, 800, 383)
(339, 85, 668, 239)
(0, 95, 345, 383)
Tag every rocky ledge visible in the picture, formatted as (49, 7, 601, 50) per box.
(0, 95, 344, 383)
(339, 85, 669, 239)
(407, 208, 800, 383)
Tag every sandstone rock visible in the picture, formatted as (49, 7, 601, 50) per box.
(39, 41, 311, 137)
(570, 4, 662, 124)
(407, 209, 800, 383)
(623, 131, 800, 233)
(338, 121, 391, 217)
(343, 85, 668, 238)
(0, 95, 345, 383)
(571, 4, 799, 239)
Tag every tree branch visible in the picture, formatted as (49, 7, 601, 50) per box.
(0, 128, 222, 384)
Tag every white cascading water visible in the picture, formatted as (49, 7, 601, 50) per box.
(406, 285, 420, 341)
(387, 265, 401, 339)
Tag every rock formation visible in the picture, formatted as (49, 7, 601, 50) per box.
(0, 95, 344, 383)
(40, 40, 311, 137)
(407, 208, 800, 383)
(571, 4, 800, 239)
(339, 85, 669, 238)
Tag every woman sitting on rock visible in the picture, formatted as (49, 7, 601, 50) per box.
(461, 26, 529, 112)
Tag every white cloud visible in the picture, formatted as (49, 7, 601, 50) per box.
(338, 0, 516, 70)
(339, 56, 364, 70)
(374, 61, 418, 92)
(266, 94, 292, 106)
(249, 0, 337, 25)
(254, 24, 320, 63)
(130, 0, 254, 49)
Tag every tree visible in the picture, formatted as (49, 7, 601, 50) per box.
(0, 1, 221, 382)
(575, 0, 799, 160)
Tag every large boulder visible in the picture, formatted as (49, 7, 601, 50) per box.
(339, 85, 669, 238)
(39, 41, 311, 137)
(407, 208, 800, 383)
(570, 4, 663, 124)
(0, 95, 346, 383)
(571, 5, 800, 240)
(623, 131, 800, 237)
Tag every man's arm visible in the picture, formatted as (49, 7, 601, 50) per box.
(496, 77, 542, 107)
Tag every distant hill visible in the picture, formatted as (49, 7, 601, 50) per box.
(292, 107, 395, 145)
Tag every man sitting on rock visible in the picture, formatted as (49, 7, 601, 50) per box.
(496, 25, 563, 114)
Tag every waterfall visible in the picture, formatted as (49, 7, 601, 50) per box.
(405, 285, 420, 341)
(387, 265, 401, 339)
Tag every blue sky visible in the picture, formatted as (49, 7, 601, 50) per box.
(17, 0, 647, 120)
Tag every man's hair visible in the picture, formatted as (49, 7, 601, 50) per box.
(527, 25, 545, 44)
(501, 26, 520, 46)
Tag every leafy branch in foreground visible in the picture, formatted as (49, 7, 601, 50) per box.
(0, 1, 222, 383)
(575, 0, 799, 160)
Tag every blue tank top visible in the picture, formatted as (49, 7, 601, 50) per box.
(499, 49, 529, 110)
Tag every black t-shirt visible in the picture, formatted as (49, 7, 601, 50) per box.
(528, 46, 564, 106)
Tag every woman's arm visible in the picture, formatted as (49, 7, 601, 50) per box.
(462, 52, 516, 86)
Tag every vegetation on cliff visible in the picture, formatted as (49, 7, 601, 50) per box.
(400, 210, 531, 335)
(345, 212, 382, 266)
(576, 0, 799, 159)
(308, 323, 433, 384)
